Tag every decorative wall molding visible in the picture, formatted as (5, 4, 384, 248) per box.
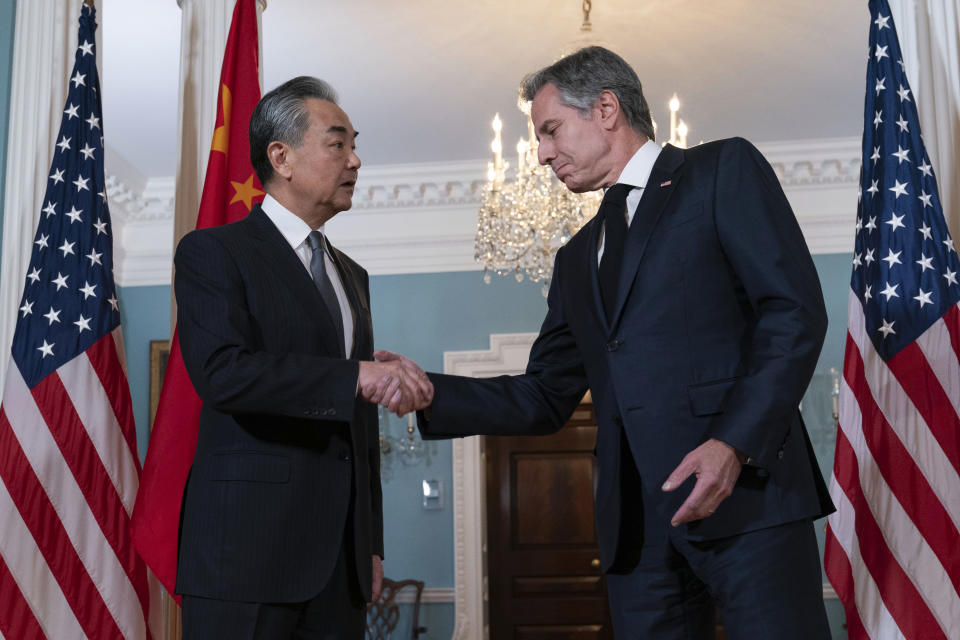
(350, 160, 487, 211)
(108, 137, 861, 286)
(759, 137, 861, 188)
(106, 168, 176, 287)
(394, 587, 456, 606)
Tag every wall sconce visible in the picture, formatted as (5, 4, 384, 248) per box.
(378, 408, 431, 480)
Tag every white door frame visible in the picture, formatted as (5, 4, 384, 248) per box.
(443, 333, 539, 640)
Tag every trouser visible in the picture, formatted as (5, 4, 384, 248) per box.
(181, 537, 365, 640)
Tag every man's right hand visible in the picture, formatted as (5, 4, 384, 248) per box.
(357, 352, 433, 417)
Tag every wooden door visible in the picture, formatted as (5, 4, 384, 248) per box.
(485, 400, 613, 639)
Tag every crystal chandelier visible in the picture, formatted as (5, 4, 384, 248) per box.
(474, 1, 694, 295)
(475, 99, 603, 296)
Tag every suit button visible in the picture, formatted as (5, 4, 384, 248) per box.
(339, 453, 352, 462)
(328, 409, 336, 417)
(605, 339, 621, 352)
(320, 409, 329, 416)
(777, 449, 784, 460)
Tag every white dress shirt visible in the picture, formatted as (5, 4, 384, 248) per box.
(261, 194, 354, 356)
(598, 139, 662, 263)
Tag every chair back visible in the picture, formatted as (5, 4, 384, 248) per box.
(366, 577, 427, 640)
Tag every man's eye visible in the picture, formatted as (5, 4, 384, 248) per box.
(332, 142, 344, 149)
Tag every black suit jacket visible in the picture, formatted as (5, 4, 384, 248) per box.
(422, 139, 834, 572)
(173, 204, 382, 602)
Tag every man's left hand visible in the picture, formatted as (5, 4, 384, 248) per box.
(371, 555, 384, 602)
(661, 438, 742, 526)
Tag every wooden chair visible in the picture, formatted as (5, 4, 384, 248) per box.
(366, 577, 427, 640)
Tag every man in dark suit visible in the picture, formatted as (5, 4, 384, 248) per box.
(174, 76, 432, 640)
(403, 47, 834, 638)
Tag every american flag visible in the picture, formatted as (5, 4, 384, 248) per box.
(824, 1, 960, 639)
(0, 5, 159, 639)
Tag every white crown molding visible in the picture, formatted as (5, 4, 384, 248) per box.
(108, 137, 860, 286)
(107, 174, 176, 287)
(758, 137, 861, 188)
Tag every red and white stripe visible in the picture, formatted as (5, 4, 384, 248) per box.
(0, 332, 161, 639)
(825, 292, 960, 639)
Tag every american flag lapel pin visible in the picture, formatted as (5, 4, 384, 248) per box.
(660, 180, 672, 187)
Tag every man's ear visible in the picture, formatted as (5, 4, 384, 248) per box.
(595, 90, 620, 131)
(268, 141, 292, 180)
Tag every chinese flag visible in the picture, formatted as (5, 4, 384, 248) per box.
(131, 0, 264, 600)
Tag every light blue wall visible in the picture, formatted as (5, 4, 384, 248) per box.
(0, 0, 17, 263)
(116, 285, 171, 460)
(119, 254, 853, 639)
(807, 253, 853, 640)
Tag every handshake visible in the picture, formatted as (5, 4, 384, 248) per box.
(357, 350, 433, 417)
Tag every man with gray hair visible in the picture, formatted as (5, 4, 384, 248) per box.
(408, 46, 834, 638)
(173, 76, 433, 639)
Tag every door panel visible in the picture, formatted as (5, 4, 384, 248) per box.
(513, 453, 596, 546)
(485, 400, 613, 639)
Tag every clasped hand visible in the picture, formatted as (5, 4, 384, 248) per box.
(357, 350, 433, 417)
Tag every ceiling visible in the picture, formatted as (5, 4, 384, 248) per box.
(100, 0, 869, 179)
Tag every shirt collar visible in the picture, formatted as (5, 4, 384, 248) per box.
(260, 193, 323, 251)
(615, 139, 661, 189)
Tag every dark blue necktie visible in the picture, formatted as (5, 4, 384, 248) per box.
(598, 183, 635, 321)
(307, 230, 345, 356)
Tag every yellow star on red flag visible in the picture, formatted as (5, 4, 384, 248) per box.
(211, 84, 232, 154)
(229, 172, 264, 210)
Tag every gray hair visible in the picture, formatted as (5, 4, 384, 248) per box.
(520, 46, 655, 141)
(249, 76, 339, 186)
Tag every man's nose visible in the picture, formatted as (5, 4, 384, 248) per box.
(537, 141, 553, 166)
(348, 149, 361, 170)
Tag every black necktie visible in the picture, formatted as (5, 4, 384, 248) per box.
(598, 183, 635, 320)
(307, 230, 345, 356)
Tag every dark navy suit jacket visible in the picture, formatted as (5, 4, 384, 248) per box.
(173, 204, 382, 602)
(422, 138, 834, 572)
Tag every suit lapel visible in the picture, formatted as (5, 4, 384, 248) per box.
(246, 206, 346, 356)
(608, 144, 685, 332)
